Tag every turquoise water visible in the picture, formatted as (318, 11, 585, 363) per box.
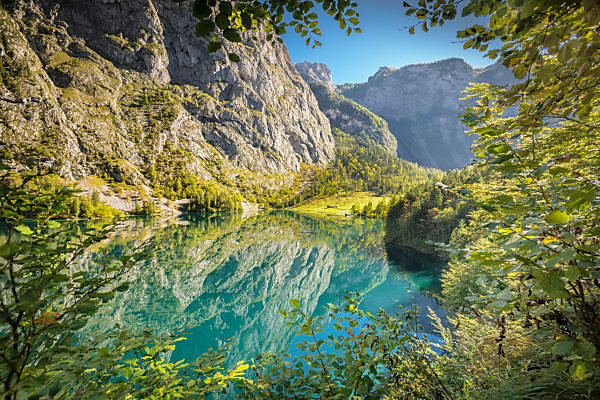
(85, 212, 446, 367)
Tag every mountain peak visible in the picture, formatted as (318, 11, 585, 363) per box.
(372, 66, 397, 79)
(339, 57, 514, 170)
(295, 61, 335, 90)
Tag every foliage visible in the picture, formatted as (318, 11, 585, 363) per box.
(178, 0, 361, 57)
(435, 114, 600, 394)
(145, 146, 198, 201)
(2, 0, 600, 398)
(385, 167, 481, 253)
(237, 296, 460, 400)
(285, 130, 438, 209)
(397, 0, 600, 396)
(188, 183, 242, 213)
(132, 198, 158, 216)
(142, 146, 242, 213)
(352, 198, 391, 218)
(0, 165, 252, 399)
(1, 171, 120, 220)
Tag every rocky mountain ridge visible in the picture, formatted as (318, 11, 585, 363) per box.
(295, 62, 397, 155)
(338, 57, 517, 170)
(295, 61, 336, 91)
(0, 0, 334, 189)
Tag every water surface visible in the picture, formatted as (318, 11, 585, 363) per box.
(84, 212, 446, 366)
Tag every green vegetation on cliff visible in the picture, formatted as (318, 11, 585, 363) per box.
(2, 172, 121, 220)
(308, 81, 397, 155)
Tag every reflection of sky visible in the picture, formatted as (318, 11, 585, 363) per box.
(283, 0, 491, 84)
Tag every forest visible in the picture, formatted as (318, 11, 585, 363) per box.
(385, 167, 483, 253)
(285, 129, 438, 206)
(1, 0, 599, 399)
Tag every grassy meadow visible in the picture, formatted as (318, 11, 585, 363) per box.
(289, 191, 392, 217)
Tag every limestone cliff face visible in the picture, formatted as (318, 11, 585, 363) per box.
(0, 1, 334, 185)
(295, 62, 397, 155)
(295, 61, 336, 91)
(339, 58, 516, 170)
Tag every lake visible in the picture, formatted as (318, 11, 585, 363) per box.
(83, 211, 447, 368)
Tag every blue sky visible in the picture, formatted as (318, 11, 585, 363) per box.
(282, 0, 492, 84)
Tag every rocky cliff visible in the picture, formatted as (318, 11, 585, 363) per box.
(339, 58, 516, 170)
(295, 61, 336, 91)
(0, 1, 334, 187)
(296, 61, 397, 155)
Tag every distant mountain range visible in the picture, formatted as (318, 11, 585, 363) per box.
(296, 59, 517, 170)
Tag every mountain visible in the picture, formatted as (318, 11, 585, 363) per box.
(295, 61, 336, 91)
(0, 1, 333, 188)
(338, 58, 517, 170)
(295, 62, 397, 155)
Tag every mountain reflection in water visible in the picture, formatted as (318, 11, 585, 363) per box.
(83, 212, 446, 367)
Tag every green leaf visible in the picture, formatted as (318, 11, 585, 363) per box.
(565, 265, 581, 281)
(215, 12, 229, 29)
(15, 225, 33, 235)
(488, 300, 507, 309)
(553, 340, 574, 356)
(195, 19, 215, 37)
(46, 220, 60, 229)
(218, 1, 232, 16)
(228, 53, 240, 62)
(570, 360, 589, 380)
(545, 210, 570, 224)
(0, 242, 19, 258)
(193, 0, 211, 19)
(290, 299, 301, 309)
(558, 248, 577, 264)
(223, 29, 242, 42)
(116, 283, 129, 292)
(208, 41, 222, 53)
(99, 347, 110, 358)
(576, 340, 596, 359)
(241, 12, 252, 29)
(487, 143, 511, 155)
(552, 361, 569, 373)
(538, 272, 568, 299)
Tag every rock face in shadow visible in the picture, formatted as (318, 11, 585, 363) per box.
(295, 62, 397, 155)
(338, 58, 517, 170)
(0, 1, 333, 184)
